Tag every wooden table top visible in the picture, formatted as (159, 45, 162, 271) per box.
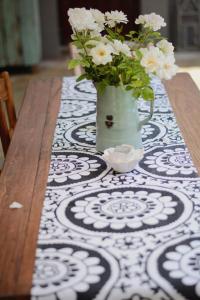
(0, 73, 200, 299)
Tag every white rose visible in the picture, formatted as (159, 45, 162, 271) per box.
(140, 46, 163, 73)
(111, 40, 132, 57)
(90, 43, 113, 65)
(135, 13, 166, 31)
(156, 56, 178, 80)
(157, 39, 174, 56)
(68, 8, 98, 32)
(90, 9, 105, 32)
(105, 10, 128, 28)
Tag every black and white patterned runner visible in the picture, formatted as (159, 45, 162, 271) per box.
(31, 77, 200, 300)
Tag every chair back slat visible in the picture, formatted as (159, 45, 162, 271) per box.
(0, 71, 17, 157)
(0, 104, 10, 155)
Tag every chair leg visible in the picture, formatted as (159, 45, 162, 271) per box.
(0, 103, 10, 156)
(3, 72, 17, 129)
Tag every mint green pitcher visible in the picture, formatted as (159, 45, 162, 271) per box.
(96, 85, 154, 152)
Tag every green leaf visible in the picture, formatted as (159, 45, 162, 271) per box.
(135, 49, 143, 60)
(76, 74, 87, 82)
(96, 81, 107, 95)
(141, 86, 154, 100)
(80, 60, 90, 68)
(73, 40, 82, 49)
(85, 44, 96, 49)
(68, 59, 81, 70)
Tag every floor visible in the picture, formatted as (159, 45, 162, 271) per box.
(0, 51, 200, 167)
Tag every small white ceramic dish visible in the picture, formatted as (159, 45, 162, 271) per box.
(102, 144, 144, 173)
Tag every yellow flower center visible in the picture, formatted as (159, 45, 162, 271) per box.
(98, 50, 106, 57)
(147, 58, 156, 66)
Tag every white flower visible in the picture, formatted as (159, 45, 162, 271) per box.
(68, 8, 98, 32)
(157, 39, 174, 56)
(156, 56, 178, 80)
(140, 46, 163, 73)
(135, 13, 166, 31)
(90, 42, 113, 65)
(111, 40, 132, 57)
(90, 9, 105, 31)
(105, 10, 128, 28)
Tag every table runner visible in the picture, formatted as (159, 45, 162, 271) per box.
(31, 77, 200, 300)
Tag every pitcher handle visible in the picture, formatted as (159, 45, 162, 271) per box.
(138, 100, 154, 131)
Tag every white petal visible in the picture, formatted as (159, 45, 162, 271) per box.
(160, 196, 173, 202)
(71, 206, 84, 212)
(80, 171, 90, 176)
(149, 192, 162, 198)
(182, 276, 198, 286)
(170, 270, 185, 278)
(85, 275, 100, 283)
(176, 245, 191, 254)
(94, 221, 108, 229)
(88, 265, 105, 274)
(163, 261, 179, 270)
(190, 240, 200, 248)
(74, 212, 87, 219)
(69, 174, 81, 180)
(143, 217, 159, 225)
(166, 169, 178, 175)
(75, 282, 89, 292)
(163, 208, 175, 215)
(57, 289, 76, 300)
(76, 200, 87, 206)
(181, 169, 192, 175)
(83, 217, 94, 224)
(73, 251, 88, 259)
(110, 222, 125, 230)
(157, 213, 168, 220)
(166, 252, 182, 261)
(85, 257, 100, 266)
(128, 221, 142, 229)
(55, 176, 67, 183)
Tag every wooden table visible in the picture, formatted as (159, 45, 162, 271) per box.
(0, 73, 200, 299)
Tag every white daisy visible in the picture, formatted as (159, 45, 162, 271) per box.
(105, 10, 128, 28)
(157, 39, 174, 56)
(140, 46, 163, 73)
(111, 40, 132, 57)
(68, 8, 98, 32)
(90, 42, 113, 65)
(135, 13, 166, 31)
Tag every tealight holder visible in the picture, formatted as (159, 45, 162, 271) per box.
(102, 144, 144, 173)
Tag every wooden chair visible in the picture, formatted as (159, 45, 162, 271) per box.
(0, 71, 17, 158)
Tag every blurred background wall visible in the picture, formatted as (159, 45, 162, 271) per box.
(0, 0, 200, 68)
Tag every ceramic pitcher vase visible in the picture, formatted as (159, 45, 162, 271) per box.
(96, 85, 154, 152)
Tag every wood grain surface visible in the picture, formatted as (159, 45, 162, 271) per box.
(0, 77, 62, 299)
(0, 73, 199, 299)
(164, 73, 200, 175)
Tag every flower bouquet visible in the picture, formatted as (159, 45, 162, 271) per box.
(67, 8, 178, 151)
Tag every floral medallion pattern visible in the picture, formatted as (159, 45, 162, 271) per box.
(32, 77, 200, 300)
(56, 186, 192, 235)
(59, 99, 96, 119)
(32, 241, 118, 300)
(147, 235, 200, 300)
(138, 144, 198, 180)
(48, 151, 109, 187)
(65, 120, 167, 149)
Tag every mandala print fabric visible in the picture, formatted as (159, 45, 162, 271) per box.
(31, 77, 200, 300)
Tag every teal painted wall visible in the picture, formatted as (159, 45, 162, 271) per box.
(0, 0, 41, 67)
